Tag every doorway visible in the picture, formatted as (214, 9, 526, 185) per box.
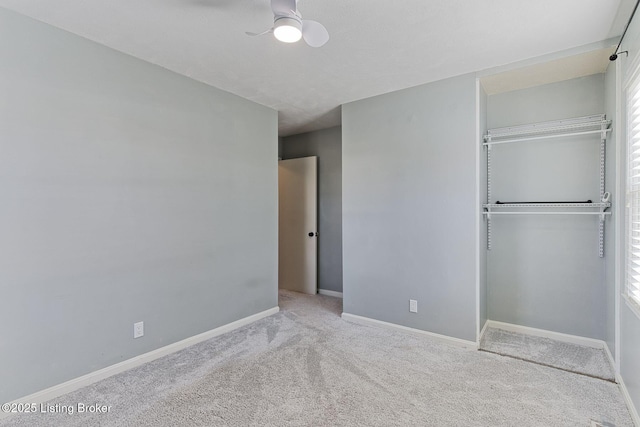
(278, 156, 318, 294)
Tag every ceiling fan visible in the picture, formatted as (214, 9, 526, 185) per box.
(246, 0, 329, 48)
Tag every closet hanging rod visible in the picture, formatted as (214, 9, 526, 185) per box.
(483, 129, 611, 146)
(484, 202, 610, 209)
(482, 211, 611, 216)
(495, 200, 592, 205)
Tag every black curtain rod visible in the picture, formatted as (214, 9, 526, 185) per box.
(610, 0, 640, 61)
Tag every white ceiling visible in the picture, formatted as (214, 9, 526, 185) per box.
(0, 0, 633, 136)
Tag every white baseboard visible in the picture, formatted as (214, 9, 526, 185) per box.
(1, 306, 279, 420)
(318, 289, 343, 298)
(341, 312, 476, 349)
(617, 373, 640, 427)
(485, 320, 605, 349)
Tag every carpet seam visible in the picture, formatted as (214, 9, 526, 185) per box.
(477, 348, 617, 383)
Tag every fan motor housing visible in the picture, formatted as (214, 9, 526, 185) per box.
(273, 16, 302, 43)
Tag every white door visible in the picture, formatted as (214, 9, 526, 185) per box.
(278, 156, 317, 294)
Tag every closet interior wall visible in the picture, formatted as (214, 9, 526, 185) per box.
(484, 74, 608, 340)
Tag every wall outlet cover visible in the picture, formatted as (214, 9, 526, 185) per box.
(409, 299, 418, 313)
(133, 321, 144, 339)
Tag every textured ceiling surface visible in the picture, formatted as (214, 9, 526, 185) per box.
(0, 0, 631, 136)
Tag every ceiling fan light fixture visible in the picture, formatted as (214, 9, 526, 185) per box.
(273, 17, 302, 43)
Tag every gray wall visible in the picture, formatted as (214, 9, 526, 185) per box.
(0, 8, 278, 403)
(281, 126, 343, 293)
(604, 61, 617, 358)
(486, 75, 607, 339)
(342, 73, 478, 342)
(479, 84, 488, 336)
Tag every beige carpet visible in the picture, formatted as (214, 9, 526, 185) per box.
(480, 327, 616, 381)
(1, 291, 633, 426)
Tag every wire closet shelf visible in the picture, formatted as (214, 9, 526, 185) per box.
(482, 114, 612, 257)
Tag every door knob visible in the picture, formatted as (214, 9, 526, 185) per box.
(308, 232, 316, 237)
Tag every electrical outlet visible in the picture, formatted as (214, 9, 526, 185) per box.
(409, 299, 418, 313)
(133, 321, 144, 339)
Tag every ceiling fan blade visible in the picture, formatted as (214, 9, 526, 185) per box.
(302, 20, 329, 47)
(271, 0, 297, 17)
(245, 28, 274, 37)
